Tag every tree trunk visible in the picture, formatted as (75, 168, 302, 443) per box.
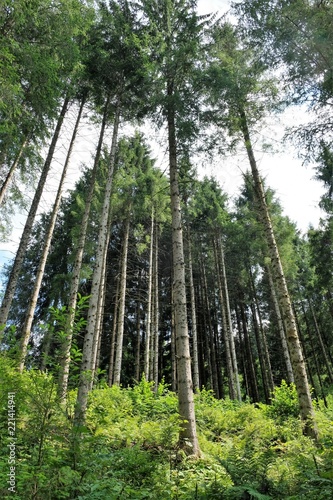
(168, 93, 199, 455)
(113, 214, 130, 386)
(213, 309, 225, 398)
(293, 301, 319, 401)
(295, 303, 327, 406)
(216, 234, 241, 400)
(213, 236, 236, 399)
(0, 97, 69, 331)
(135, 298, 141, 382)
(170, 269, 177, 393)
(308, 298, 333, 383)
(249, 267, 274, 396)
(153, 221, 159, 392)
(92, 209, 114, 383)
(19, 97, 85, 372)
(239, 297, 260, 402)
(187, 228, 200, 391)
(239, 105, 318, 439)
(58, 94, 110, 401)
(250, 301, 271, 403)
(92, 240, 109, 381)
(108, 271, 120, 387)
(0, 135, 29, 206)
(199, 257, 214, 391)
(144, 211, 154, 380)
(75, 101, 120, 424)
(266, 265, 294, 383)
(220, 241, 242, 400)
(235, 302, 248, 399)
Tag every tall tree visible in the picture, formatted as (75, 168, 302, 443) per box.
(0, 97, 70, 333)
(204, 24, 318, 438)
(18, 96, 86, 372)
(75, 0, 151, 422)
(138, 0, 214, 455)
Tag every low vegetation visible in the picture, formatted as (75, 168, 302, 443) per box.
(1, 357, 332, 499)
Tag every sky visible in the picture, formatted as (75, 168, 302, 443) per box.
(0, 0, 326, 276)
(195, 0, 325, 231)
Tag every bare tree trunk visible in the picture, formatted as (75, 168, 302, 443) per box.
(92, 209, 114, 383)
(168, 97, 199, 455)
(135, 298, 141, 382)
(308, 298, 333, 383)
(149, 267, 155, 382)
(113, 214, 130, 386)
(239, 297, 260, 403)
(92, 241, 109, 381)
(239, 106, 318, 439)
(250, 301, 271, 403)
(0, 135, 29, 205)
(153, 222, 160, 392)
(170, 270, 177, 393)
(187, 228, 199, 391)
(213, 310, 224, 398)
(202, 257, 218, 396)
(144, 212, 154, 380)
(216, 235, 241, 400)
(266, 265, 294, 383)
(295, 302, 327, 406)
(108, 272, 120, 387)
(0, 97, 69, 332)
(199, 257, 214, 391)
(19, 97, 85, 372)
(293, 301, 319, 399)
(235, 302, 248, 399)
(213, 237, 236, 399)
(257, 305, 275, 393)
(249, 267, 274, 396)
(75, 102, 120, 424)
(58, 94, 110, 401)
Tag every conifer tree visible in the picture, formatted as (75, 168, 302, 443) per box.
(138, 0, 214, 455)
(203, 24, 318, 438)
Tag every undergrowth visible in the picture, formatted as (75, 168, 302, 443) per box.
(0, 357, 332, 499)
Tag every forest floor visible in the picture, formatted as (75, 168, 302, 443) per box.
(0, 358, 333, 499)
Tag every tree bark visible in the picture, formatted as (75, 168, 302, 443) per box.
(293, 301, 319, 401)
(216, 234, 241, 400)
(0, 96, 69, 331)
(135, 297, 142, 382)
(144, 211, 154, 380)
(108, 271, 120, 387)
(19, 97, 85, 372)
(266, 264, 294, 383)
(250, 301, 271, 403)
(199, 256, 214, 391)
(239, 105, 318, 439)
(153, 221, 160, 392)
(213, 236, 236, 399)
(168, 93, 199, 455)
(75, 101, 120, 424)
(239, 297, 260, 402)
(170, 269, 177, 393)
(308, 298, 333, 383)
(249, 267, 274, 397)
(187, 228, 200, 391)
(58, 94, 110, 401)
(113, 214, 130, 386)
